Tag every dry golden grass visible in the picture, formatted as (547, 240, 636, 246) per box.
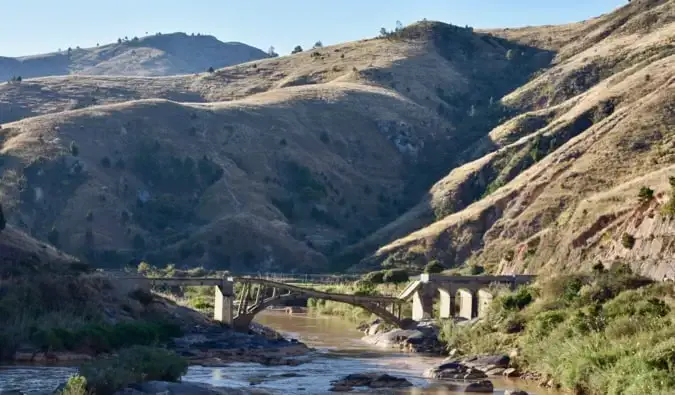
(369, 1, 675, 280)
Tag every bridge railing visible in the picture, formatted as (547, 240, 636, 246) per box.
(97, 269, 362, 285)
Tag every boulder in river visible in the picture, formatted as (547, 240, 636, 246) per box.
(463, 380, 494, 393)
(424, 362, 487, 380)
(329, 373, 412, 392)
(361, 321, 444, 354)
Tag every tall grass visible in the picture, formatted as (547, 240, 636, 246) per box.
(439, 266, 675, 395)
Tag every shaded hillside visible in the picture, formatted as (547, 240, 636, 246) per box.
(0, 32, 268, 81)
(364, 0, 675, 280)
(0, 23, 548, 272)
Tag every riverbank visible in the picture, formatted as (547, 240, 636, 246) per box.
(436, 265, 675, 395)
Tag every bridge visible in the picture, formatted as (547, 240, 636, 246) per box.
(400, 273, 537, 321)
(111, 272, 536, 331)
(114, 274, 404, 331)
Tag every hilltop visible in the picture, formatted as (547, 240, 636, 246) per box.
(362, 0, 675, 280)
(0, 32, 269, 80)
(0, 22, 546, 272)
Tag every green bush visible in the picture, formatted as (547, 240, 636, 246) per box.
(621, 233, 636, 249)
(382, 269, 409, 284)
(499, 287, 534, 311)
(26, 320, 181, 354)
(363, 271, 385, 284)
(638, 186, 654, 203)
(59, 375, 88, 395)
(424, 261, 445, 274)
(80, 346, 187, 395)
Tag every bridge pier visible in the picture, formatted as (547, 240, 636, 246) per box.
(412, 285, 435, 321)
(438, 287, 456, 319)
(457, 289, 479, 319)
(214, 281, 235, 326)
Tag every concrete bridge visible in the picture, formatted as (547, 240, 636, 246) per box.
(114, 272, 535, 330)
(118, 274, 403, 331)
(399, 273, 537, 321)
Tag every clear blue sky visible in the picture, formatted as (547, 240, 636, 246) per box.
(1, 0, 626, 57)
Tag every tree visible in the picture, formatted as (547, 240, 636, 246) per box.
(267, 46, 278, 57)
(424, 261, 445, 274)
(207, 66, 215, 73)
(291, 45, 303, 54)
(379, 27, 389, 37)
(70, 141, 79, 157)
(638, 186, 654, 203)
(395, 20, 403, 32)
(0, 203, 5, 231)
(313, 41, 323, 48)
(117, 38, 122, 44)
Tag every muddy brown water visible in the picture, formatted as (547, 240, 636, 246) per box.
(0, 311, 556, 394)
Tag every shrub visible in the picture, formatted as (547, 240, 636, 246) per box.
(500, 287, 534, 311)
(382, 269, 409, 284)
(638, 186, 654, 203)
(59, 375, 88, 395)
(80, 346, 187, 395)
(363, 271, 385, 284)
(291, 45, 303, 54)
(207, 66, 215, 73)
(424, 260, 445, 274)
(621, 233, 635, 249)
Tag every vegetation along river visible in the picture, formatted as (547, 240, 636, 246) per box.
(0, 311, 555, 394)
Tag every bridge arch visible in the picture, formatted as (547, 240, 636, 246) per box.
(232, 278, 404, 331)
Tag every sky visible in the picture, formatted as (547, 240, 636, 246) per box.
(0, 0, 627, 57)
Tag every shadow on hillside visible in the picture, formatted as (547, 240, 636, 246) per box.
(333, 26, 555, 271)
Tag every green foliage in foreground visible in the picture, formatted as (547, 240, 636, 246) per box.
(28, 320, 182, 354)
(71, 346, 187, 395)
(440, 265, 675, 395)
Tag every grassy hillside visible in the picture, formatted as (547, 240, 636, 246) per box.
(0, 32, 268, 81)
(360, 0, 675, 280)
(0, 22, 547, 272)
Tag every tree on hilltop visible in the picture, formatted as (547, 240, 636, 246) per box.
(0, 203, 6, 231)
(291, 45, 303, 54)
(267, 46, 278, 57)
(313, 41, 323, 48)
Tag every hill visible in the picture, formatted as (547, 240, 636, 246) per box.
(361, 0, 675, 280)
(0, 32, 269, 81)
(0, 23, 547, 272)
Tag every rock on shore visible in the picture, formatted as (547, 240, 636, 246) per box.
(360, 320, 444, 354)
(329, 373, 412, 392)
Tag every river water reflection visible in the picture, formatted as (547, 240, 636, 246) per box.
(0, 311, 554, 394)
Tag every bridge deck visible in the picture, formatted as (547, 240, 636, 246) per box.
(235, 277, 401, 303)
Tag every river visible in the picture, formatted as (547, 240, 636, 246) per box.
(0, 311, 552, 394)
